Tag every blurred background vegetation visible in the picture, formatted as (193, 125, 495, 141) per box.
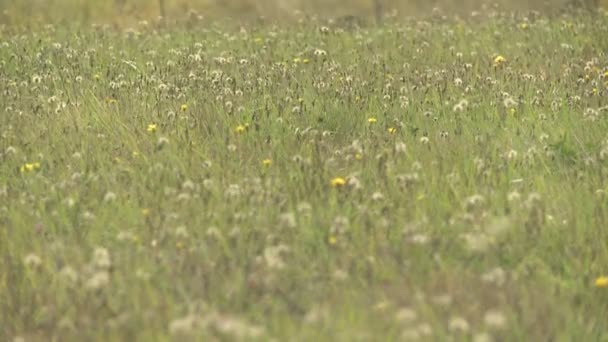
(0, 0, 606, 26)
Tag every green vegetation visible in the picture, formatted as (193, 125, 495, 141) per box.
(1, 5, 608, 341)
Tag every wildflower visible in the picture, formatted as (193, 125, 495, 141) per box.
(395, 141, 407, 154)
(262, 159, 272, 167)
(20, 162, 41, 173)
(395, 307, 417, 324)
(314, 49, 327, 57)
(23, 253, 42, 268)
(493, 55, 506, 66)
(484, 310, 507, 329)
(103, 192, 116, 202)
(387, 127, 397, 134)
(482, 267, 507, 286)
(94, 73, 101, 81)
(328, 235, 338, 245)
(330, 177, 346, 188)
(235, 125, 247, 134)
(85, 271, 110, 290)
(180, 104, 188, 112)
(59, 266, 78, 283)
(368, 117, 377, 123)
(157, 137, 169, 149)
(448, 316, 470, 333)
(279, 212, 297, 229)
(595, 276, 608, 288)
(264, 244, 289, 270)
(147, 124, 157, 133)
(93, 247, 111, 269)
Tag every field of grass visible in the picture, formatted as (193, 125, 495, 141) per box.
(1, 4, 608, 341)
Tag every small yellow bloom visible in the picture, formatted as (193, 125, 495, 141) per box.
(20, 162, 41, 173)
(180, 104, 188, 112)
(494, 55, 506, 66)
(328, 236, 337, 245)
(509, 108, 516, 115)
(355, 96, 361, 102)
(262, 159, 272, 166)
(302, 58, 310, 64)
(596, 276, 608, 288)
(593, 88, 598, 95)
(368, 117, 377, 124)
(293, 57, 301, 63)
(94, 73, 101, 81)
(520, 22, 529, 29)
(141, 208, 150, 216)
(235, 125, 247, 134)
(388, 127, 397, 134)
(147, 124, 157, 133)
(254, 37, 263, 44)
(331, 177, 346, 188)
(355, 153, 363, 160)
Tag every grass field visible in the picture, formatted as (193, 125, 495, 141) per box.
(1, 3, 608, 341)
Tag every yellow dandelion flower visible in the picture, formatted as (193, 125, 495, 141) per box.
(235, 125, 247, 134)
(180, 104, 188, 112)
(368, 117, 377, 123)
(355, 153, 363, 160)
(303, 58, 310, 64)
(147, 124, 157, 133)
(520, 22, 529, 29)
(388, 127, 397, 134)
(331, 177, 346, 188)
(593, 88, 598, 95)
(596, 276, 608, 288)
(293, 57, 301, 63)
(20, 162, 41, 173)
(262, 159, 272, 166)
(328, 235, 338, 245)
(94, 73, 101, 81)
(493, 55, 506, 66)
(355, 96, 361, 102)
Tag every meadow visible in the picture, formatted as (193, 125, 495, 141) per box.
(1, 2, 608, 341)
